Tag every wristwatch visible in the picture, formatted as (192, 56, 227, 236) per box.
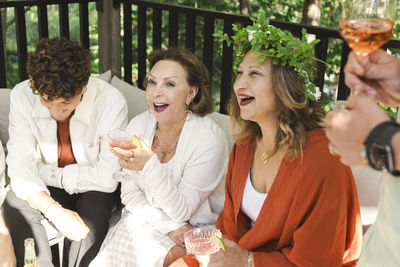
(364, 121, 400, 176)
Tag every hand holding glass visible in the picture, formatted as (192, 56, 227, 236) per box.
(108, 128, 140, 181)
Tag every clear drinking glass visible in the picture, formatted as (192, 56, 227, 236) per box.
(338, 0, 396, 57)
(184, 227, 222, 267)
(108, 128, 138, 181)
(330, 100, 347, 111)
(333, 0, 397, 107)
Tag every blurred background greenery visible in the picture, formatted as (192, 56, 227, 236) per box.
(2, 0, 399, 116)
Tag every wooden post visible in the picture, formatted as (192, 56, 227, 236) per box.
(98, 0, 121, 77)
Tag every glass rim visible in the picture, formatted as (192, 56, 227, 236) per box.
(184, 227, 222, 243)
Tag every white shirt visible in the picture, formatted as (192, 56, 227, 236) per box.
(241, 173, 267, 224)
(121, 111, 229, 234)
(0, 139, 5, 205)
(7, 78, 128, 199)
(357, 172, 400, 266)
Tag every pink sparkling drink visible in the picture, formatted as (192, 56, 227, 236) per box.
(108, 128, 137, 150)
(184, 228, 221, 266)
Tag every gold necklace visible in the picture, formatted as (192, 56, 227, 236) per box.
(261, 145, 274, 164)
(153, 133, 178, 157)
(153, 125, 180, 159)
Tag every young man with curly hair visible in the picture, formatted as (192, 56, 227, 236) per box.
(2, 37, 128, 266)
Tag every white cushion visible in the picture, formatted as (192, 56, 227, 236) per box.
(207, 112, 234, 152)
(110, 76, 147, 120)
(351, 166, 382, 226)
(95, 70, 112, 83)
(0, 89, 11, 150)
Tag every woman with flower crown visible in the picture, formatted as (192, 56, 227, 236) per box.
(213, 16, 362, 266)
(171, 13, 362, 267)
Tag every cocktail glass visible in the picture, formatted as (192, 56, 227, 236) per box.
(108, 128, 138, 181)
(338, 0, 396, 57)
(184, 227, 222, 267)
(332, 0, 396, 107)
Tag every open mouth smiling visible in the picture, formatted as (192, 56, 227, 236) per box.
(238, 95, 255, 106)
(153, 102, 169, 112)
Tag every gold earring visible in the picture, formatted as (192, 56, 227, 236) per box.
(147, 104, 154, 114)
(184, 110, 192, 121)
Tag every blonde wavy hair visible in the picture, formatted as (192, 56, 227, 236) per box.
(229, 58, 325, 160)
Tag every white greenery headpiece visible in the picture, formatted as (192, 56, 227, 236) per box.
(215, 12, 322, 101)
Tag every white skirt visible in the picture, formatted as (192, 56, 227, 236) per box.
(90, 212, 176, 267)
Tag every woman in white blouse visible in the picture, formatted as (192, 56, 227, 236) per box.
(90, 48, 229, 267)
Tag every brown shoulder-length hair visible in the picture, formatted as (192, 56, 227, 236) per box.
(27, 37, 91, 101)
(143, 48, 213, 117)
(229, 56, 325, 160)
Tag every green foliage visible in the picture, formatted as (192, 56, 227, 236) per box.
(250, 0, 304, 21)
(4, 3, 99, 88)
(151, 0, 239, 12)
(2, 0, 399, 116)
(215, 11, 322, 101)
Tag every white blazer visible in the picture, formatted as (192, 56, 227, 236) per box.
(121, 111, 229, 234)
(7, 78, 128, 199)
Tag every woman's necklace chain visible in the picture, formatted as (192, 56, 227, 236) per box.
(261, 142, 275, 164)
(261, 148, 274, 164)
(153, 126, 180, 158)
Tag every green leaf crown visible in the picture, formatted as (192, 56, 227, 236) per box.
(215, 12, 322, 101)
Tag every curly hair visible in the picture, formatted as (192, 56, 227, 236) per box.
(143, 48, 213, 117)
(27, 37, 91, 101)
(229, 57, 325, 160)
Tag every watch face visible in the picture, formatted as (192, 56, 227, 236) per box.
(370, 143, 386, 171)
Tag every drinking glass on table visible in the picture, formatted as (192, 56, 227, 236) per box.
(184, 227, 222, 267)
(108, 128, 139, 181)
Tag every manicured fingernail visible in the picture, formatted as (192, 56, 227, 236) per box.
(366, 89, 376, 96)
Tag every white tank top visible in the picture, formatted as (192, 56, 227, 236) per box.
(241, 172, 267, 226)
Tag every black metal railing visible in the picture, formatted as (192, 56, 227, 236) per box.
(1, 0, 400, 114)
(0, 0, 98, 88)
(116, 0, 400, 113)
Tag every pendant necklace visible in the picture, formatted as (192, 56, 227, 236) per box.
(261, 144, 275, 164)
(153, 125, 180, 159)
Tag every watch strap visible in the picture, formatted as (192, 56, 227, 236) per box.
(374, 123, 400, 176)
(364, 121, 400, 176)
(364, 121, 398, 149)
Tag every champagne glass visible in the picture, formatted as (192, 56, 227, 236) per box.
(184, 227, 222, 267)
(108, 128, 139, 181)
(339, 0, 396, 57)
